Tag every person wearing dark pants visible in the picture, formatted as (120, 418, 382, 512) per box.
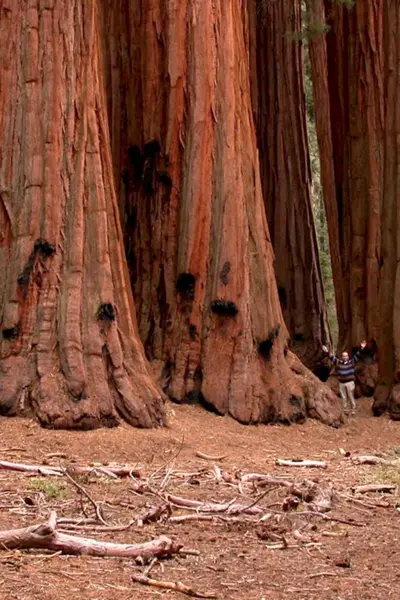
(322, 341, 367, 415)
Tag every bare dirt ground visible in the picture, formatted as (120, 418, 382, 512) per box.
(1, 397, 400, 600)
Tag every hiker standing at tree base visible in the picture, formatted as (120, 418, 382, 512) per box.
(322, 341, 367, 416)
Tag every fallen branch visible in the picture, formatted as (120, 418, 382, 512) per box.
(132, 573, 218, 599)
(351, 484, 396, 494)
(275, 459, 327, 469)
(164, 493, 263, 515)
(195, 451, 227, 461)
(0, 511, 182, 559)
(350, 455, 395, 466)
(0, 460, 142, 479)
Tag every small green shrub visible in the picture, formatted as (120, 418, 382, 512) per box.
(28, 478, 68, 500)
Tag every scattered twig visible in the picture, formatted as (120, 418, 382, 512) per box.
(275, 459, 327, 469)
(351, 484, 396, 495)
(144, 557, 158, 577)
(132, 573, 218, 599)
(195, 452, 227, 461)
(350, 455, 396, 466)
(63, 469, 107, 525)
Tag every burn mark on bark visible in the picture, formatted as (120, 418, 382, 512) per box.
(127, 145, 143, 183)
(258, 325, 280, 360)
(17, 239, 56, 294)
(278, 286, 287, 310)
(157, 171, 172, 187)
(121, 168, 130, 188)
(189, 324, 197, 340)
(293, 333, 304, 342)
(97, 303, 116, 322)
(289, 394, 302, 407)
(210, 300, 238, 317)
(219, 261, 231, 285)
(143, 139, 161, 158)
(176, 273, 196, 301)
(142, 160, 155, 195)
(2, 323, 20, 340)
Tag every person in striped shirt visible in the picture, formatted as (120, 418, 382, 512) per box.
(322, 341, 367, 416)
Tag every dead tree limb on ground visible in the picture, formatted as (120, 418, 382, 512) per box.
(132, 573, 218, 598)
(351, 484, 396, 494)
(275, 459, 327, 469)
(195, 451, 227, 461)
(350, 455, 396, 466)
(0, 460, 142, 478)
(0, 511, 182, 559)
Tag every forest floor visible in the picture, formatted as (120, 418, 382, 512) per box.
(0, 397, 400, 600)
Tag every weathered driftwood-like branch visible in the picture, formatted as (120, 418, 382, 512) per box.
(0, 460, 142, 478)
(275, 459, 327, 469)
(195, 451, 227, 461)
(350, 455, 395, 466)
(351, 483, 396, 494)
(164, 493, 263, 515)
(132, 573, 218, 599)
(0, 512, 182, 559)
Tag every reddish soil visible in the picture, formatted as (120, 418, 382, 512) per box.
(1, 397, 400, 600)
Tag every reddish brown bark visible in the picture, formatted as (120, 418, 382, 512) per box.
(317, 0, 384, 350)
(100, 0, 341, 425)
(306, 0, 345, 339)
(373, 0, 400, 419)
(247, 0, 331, 371)
(0, 0, 164, 428)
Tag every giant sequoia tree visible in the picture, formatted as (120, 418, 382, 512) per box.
(0, 0, 341, 428)
(248, 0, 331, 371)
(309, 0, 384, 350)
(373, 0, 400, 419)
(0, 0, 164, 428)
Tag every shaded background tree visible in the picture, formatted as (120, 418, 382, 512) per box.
(247, 0, 331, 373)
(309, 0, 384, 351)
(374, 0, 400, 419)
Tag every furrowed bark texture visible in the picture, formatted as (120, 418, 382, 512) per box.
(101, 0, 341, 425)
(0, 0, 164, 428)
(373, 0, 400, 419)
(305, 0, 344, 340)
(247, 0, 331, 371)
(320, 0, 384, 350)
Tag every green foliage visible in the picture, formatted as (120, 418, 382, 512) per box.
(28, 477, 68, 500)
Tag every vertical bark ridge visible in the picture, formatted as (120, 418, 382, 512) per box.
(247, 0, 331, 370)
(102, 0, 341, 425)
(0, 0, 165, 429)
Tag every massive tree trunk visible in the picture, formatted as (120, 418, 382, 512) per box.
(373, 0, 400, 419)
(100, 0, 341, 425)
(313, 0, 384, 351)
(305, 0, 345, 343)
(247, 0, 331, 371)
(0, 0, 164, 428)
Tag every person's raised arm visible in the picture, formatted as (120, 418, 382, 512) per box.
(322, 345, 337, 364)
(353, 340, 367, 363)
